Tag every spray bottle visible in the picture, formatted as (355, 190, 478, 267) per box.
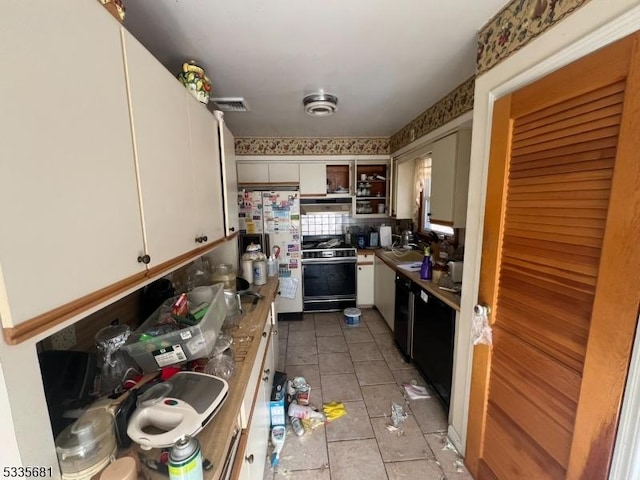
(420, 246, 432, 281)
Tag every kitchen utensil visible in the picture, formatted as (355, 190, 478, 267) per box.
(127, 372, 228, 450)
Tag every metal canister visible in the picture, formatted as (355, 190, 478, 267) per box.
(253, 259, 267, 285)
(168, 436, 203, 480)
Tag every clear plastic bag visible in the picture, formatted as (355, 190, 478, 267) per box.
(205, 349, 235, 379)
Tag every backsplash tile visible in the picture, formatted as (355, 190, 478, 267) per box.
(302, 213, 390, 237)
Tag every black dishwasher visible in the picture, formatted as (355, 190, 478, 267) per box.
(412, 284, 455, 409)
(394, 273, 414, 358)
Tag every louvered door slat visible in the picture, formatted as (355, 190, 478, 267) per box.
(510, 138, 617, 165)
(511, 126, 619, 157)
(502, 236, 602, 259)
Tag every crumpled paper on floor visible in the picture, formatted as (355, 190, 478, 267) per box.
(403, 383, 430, 399)
(323, 401, 347, 422)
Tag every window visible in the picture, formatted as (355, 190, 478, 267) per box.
(414, 156, 454, 236)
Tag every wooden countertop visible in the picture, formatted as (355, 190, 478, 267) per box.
(375, 250, 461, 311)
(131, 277, 279, 480)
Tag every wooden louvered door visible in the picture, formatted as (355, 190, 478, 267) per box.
(466, 32, 640, 479)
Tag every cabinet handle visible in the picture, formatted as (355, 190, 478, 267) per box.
(263, 375, 269, 382)
(358, 267, 362, 271)
(245, 454, 254, 464)
(202, 235, 208, 242)
(264, 368, 271, 375)
(137, 254, 151, 265)
(230, 227, 236, 232)
(274, 330, 278, 335)
(195, 236, 202, 243)
(262, 331, 267, 338)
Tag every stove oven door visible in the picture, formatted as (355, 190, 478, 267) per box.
(302, 260, 357, 312)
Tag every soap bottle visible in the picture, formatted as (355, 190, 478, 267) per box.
(420, 247, 432, 280)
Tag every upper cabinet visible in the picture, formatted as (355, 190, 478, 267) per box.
(123, 31, 202, 266)
(391, 158, 415, 219)
(188, 101, 225, 244)
(299, 162, 352, 196)
(299, 163, 327, 196)
(354, 160, 389, 217)
(0, 0, 146, 328)
(429, 130, 472, 227)
(237, 162, 300, 185)
(217, 113, 240, 236)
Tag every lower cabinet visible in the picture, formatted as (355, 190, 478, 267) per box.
(374, 256, 396, 330)
(236, 313, 276, 479)
(357, 254, 375, 306)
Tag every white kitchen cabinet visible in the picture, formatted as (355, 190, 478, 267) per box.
(357, 254, 375, 306)
(391, 157, 415, 219)
(299, 163, 327, 196)
(268, 163, 300, 183)
(237, 319, 275, 480)
(187, 100, 225, 245)
(0, 0, 146, 327)
(217, 113, 240, 236)
(237, 162, 269, 184)
(429, 129, 471, 227)
(374, 256, 396, 331)
(123, 30, 200, 266)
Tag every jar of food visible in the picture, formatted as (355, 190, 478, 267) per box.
(211, 263, 236, 291)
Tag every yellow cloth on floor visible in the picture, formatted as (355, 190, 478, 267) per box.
(323, 402, 347, 422)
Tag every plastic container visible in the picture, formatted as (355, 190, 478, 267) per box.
(253, 259, 267, 285)
(55, 409, 116, 479)
(343, 307, 361, 327)
(210, 264, 236, 291)
(122, 284, 226, 372)
(420, 247, 432, 281)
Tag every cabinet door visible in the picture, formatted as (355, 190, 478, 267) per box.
(218, 119, 240, 235)
(268, 163, 299, 183)
(374, 258, 396, 331)
(393, 159, 414, 219)
(0, 1, 145, 327)
(187, 100, 225, 245)
(429, 133, 457, 225)
(237, 163, 269, 184)
(357, 264, 375, 306)
(123, 31, 199, 266)
(299, 163, 327, 195)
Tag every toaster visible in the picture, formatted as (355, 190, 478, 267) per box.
(448, 261, 464, 283)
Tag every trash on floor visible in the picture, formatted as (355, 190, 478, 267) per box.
(387, 402, 408, 430)
(454, 459, 465, 473)
(291, 376, 311, 405)
(322, 401, 347, 422)
(288, 402, 326, 420)
(270, 425, 286, 466)
(403, 383, 431, 399)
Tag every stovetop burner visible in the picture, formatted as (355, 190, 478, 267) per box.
(301, 235, 357, 261)
(302, 235, 354, 251)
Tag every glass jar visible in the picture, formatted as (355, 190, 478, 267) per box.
(211, 263, 236, 291)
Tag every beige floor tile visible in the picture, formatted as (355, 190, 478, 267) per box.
(410, 398, 448, 434)
(320, 373, 363, 402)
(276, 422, 328, 471)
(274, 468, 331, 480)
(278, 323, 289, 340)
(373, 331, 397, 351)
(315, 319, 344, 337)
(325, 400, 374, 442)
(391, 367, 431, 390)
(365, 316, 391, 334)
(317, 336, 348, 354)
(288, 330, 317, 347)
(371, 415, 433, 462)
(347, 341, 383, 362)
(424, 433, 474, 479)
(385, 459, 446, 480)
(314, 312, 341, 323)
(327, 439, 387, 480)
(354, 360, 395, 385)
(343, 327, 374, 344)
(285, 364, 321, 390)
(318, 352, 354, 374)
(382, 346, 413, 370)
(287, 345, 318, 366)
(361, 308, 383, 321)
(289, 316, 316, 332)
(361, 384, 410, 417)
(277, 353, 286, 372)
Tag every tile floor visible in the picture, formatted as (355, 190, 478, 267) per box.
(264, 309, 474, 480)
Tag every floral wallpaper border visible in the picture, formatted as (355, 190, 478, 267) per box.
(477, 0, 592, 75)
(234, 137, 390, 156)
(389, 76, 475, 153)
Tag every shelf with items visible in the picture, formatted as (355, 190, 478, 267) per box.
(354, 160, 389, 217)
(326, 164, 351, 195)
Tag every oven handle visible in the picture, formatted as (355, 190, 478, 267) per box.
(301, 258, 357, 265)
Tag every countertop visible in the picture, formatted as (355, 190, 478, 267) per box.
(375, 250, 461, 311)
(130, 277, 279, 480)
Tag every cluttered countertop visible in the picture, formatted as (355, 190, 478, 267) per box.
(375, 249, 461, 311)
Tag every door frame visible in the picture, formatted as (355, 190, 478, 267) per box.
(456, 3, 640, 477)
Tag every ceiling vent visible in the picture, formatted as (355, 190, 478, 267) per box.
(303, 93, 338, 117)
(211, 97, 249, 112)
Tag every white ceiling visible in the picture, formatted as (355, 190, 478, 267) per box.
(124, 0, 507, 137)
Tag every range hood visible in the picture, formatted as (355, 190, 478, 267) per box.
(300, 197, 352, 214)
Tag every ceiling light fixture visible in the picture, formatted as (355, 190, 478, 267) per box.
(303, 93, 338, 117)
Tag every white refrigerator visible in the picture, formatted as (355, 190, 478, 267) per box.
(239, 190, 302, 316)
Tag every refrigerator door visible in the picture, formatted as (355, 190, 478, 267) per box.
(262, 191, 303, 315)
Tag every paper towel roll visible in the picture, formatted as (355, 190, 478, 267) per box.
(380, 226, 392, 247)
